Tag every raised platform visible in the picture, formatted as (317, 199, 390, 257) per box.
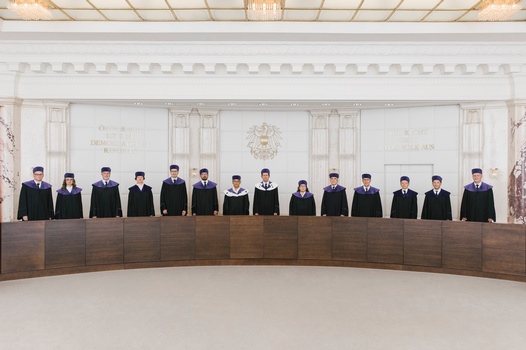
(1, 217, 524, 282)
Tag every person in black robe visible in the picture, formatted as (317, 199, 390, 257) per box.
(89, 166, 122, 218)
(421, 175, 452, 221)
(127, 171, 155, 217)
(17, 166, 54, 221)
(191, 168, 218, 216)
(253, 168, 280, 215)
(160, 164, 188, 216)
(460, 168, 496, 223)
(55, 172, 83, 219)
(223, 175, 249, 215)
(321, 172, 348, 216)
(289, 180, 316, 216)
(390, 176, 418, 219)
(351, 173, 383, 217)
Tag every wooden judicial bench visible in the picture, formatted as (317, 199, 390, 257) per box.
(0, 216, 525, 282)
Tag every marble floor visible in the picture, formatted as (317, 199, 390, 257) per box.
(0, 266, 526, 350)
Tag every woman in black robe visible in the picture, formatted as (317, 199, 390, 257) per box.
(289, 180, 316, 216)
(55, 172, 83, 219)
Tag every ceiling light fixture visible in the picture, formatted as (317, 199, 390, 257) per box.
(7, 0, 52, 20)
(246, 0, 283, 21)
(478, 0, 522, 21)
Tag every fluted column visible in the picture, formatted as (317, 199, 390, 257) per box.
(169, 109, 191, 181)
(0, 98, 22, 222)
(310, 110, 330, 214)
(460, 104, 484, 188)
(337, 109, 360, 187)
(45, 102, 69, 188)
(198, 109, 219, 179)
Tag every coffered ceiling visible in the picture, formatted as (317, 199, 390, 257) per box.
(0, 0, 525, 22)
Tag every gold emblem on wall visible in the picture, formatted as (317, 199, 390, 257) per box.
(246, 123, 282, 160)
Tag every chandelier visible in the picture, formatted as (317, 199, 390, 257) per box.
(247, 0, 283, 21)
(478, 0, 522, 21)
(7, 0, 52, 21)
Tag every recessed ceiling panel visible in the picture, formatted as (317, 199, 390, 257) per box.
(361, 0, 402, 10)
(64, 10, 107, 20)
(424, 10, 466, 21)
(210, 10, 246, 20)
(323, 0, 362, 9)
(101, 10, 141, 21)
(353, 10, 392, 21)
(138, 10, 176, 21)
(398, 0, 441, 10)
(128, 0, 169, 9)
(207, 0, 244, 9)
(389, 10, 427, 21)
(283, 10, 319, 20)
(51, 0, 92, 9)
(437, 0, 480, 10)
(318, 10, 354, 21)
(89, 0, 131, 9)
(175, 9, 210, 20)
(286, 0, 323, 9)
(168, 0, 207, 9)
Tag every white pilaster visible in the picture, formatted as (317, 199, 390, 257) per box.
(508, 100, 526, 223)
(169, 109, 191, 182)
(45, 101, 69, 188)
(460, 104, 484, 188)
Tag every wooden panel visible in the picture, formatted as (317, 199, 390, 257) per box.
(195, 217, 230, 259)
(161, 217, 196, 261)
(45, 220, 86, 269)
(332, 217, 367, 262)
(1, 221, 45, 273)
(367, 218, 403, 264)
(442, 221, 482, 271)
(298, 216, 332, 260)
(230, 216, 264, 259)
(86, 218, 123, 266)
(124, 217, 161, 263)
(404, 220, 442, 267)
(264, 217, 298, 259)
(483, 224, 525, 276)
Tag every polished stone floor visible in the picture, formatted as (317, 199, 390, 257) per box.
(1, 266, 526, 349)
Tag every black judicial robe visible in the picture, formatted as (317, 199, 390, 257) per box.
(289, 192, 316, 216)
(351, 186, 383, 218)
(55, 187, 83, 219)
(390, 189, 418, 219)
(191, 181, 218, 215)
(17, 180, 54, 221)
(89, 180, 122, 218)
(321, 185, 349, 216)
(223, 188, 250, 215)
(253, 182, 280, 215)
(421, 189, 452, 221)
(460, 182, 496, 222)
(127, 184, 155, 217)
(160, 177, 188, 216)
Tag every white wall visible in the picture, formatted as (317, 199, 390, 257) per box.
(69, 104, 169, 218)
(361, 105, 461, 219)
(219, 111, 310, 215)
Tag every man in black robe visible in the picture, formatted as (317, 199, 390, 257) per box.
(191, 168, 218, 216)
(253, 168, 280, 215)
(55, 172, 83, 219)
(351, 173, 383, 217)
(421, 175, 452, 220)
(390, 176, 418, 219)
(127, 171, 155, 217)
(89, 166, 122, 218)
(223, 175, 249, 215)
(461, 168, 496, 223)
(160, 164, 188, 216)
(289, 180, 316, 216)
(321, 173, 348, 216)
(17, 166, 54, 221)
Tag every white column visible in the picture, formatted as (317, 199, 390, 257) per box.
(169, 109, 191, 181)
(460, 104, 484, 188)
(310, 110, 330, 215)
(337, 109, 361, 187)
(198, 109, 219, 180)
(45, 101, 69, 187)
(508, 100, 526, 224)
(0, 98, 22, 221)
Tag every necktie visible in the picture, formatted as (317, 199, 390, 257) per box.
(435, 191, 438, 196)
(104, 181, 108, 187)
(476, 184, 479, 191)
(403, 190, 406, 195)
(264, 183, 268, 189)
(173, 179, 176, 185)
(37, 183, 40, 189)
(365, 188, 369, 193)
(204, 181, 207, 188)
(332, 186, 336, 191)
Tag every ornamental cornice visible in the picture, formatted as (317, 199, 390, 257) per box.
(1, 42, 526, 58)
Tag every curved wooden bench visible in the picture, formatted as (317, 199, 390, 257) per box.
(1, 217, 524, 282)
